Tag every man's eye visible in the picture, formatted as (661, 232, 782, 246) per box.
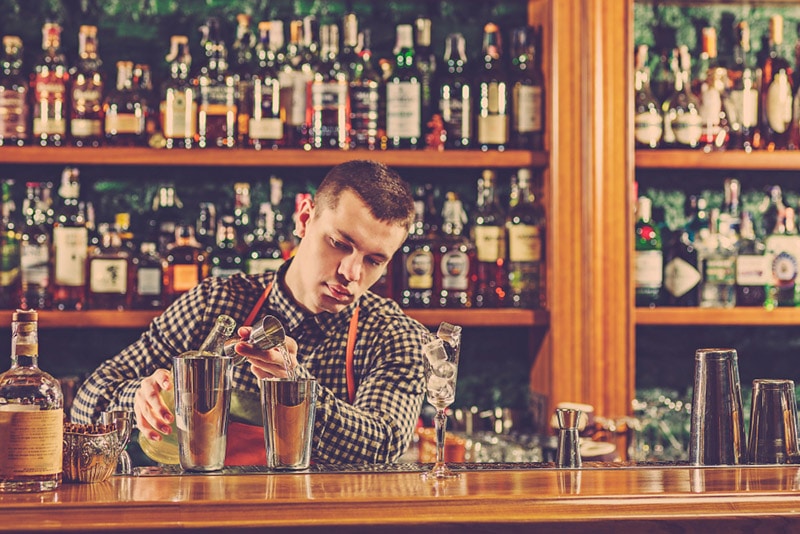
(367, 257, 383, 267)
(330, 238, 351, 251)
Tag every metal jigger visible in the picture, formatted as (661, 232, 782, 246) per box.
(556, 408, 582, 468)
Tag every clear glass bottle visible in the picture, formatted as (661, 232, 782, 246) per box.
(0, 309, 64, 493)
(760, 14, 793, 150)
(439, 33, 472, 149)
(160, 35, 198, 149)
(305, 23, 350, 149)
(698, 208, 737, 309)
(472, 170, 507, 308)
(248, 21, 284, 150)
(386, 24, 422, 149)
(662, 46, 702, 149)
(477, 22, 510, 151)
(103, 60, 147, 146)
(634, 196, 663, 308)
(197, 17, 237, 148)
(51, 168, 87, 311)
(0, 36, 29, 147)
(435, 191, 475, 308)
(19, 182, 51, 311)
(69, 25, 104, 147)
(132, 241, 164, 310)
(87, 226, 132, 310)
(507, 169, 545, 308)
(727, 21, 759, 151)
(163, 224, 208, 306)
(510, 25, 545, 150)
(633, 44, 663, 149)
(31, 22, 69, 147)
(735, 212, 768, 307)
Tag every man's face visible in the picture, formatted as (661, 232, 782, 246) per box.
(285, 189, 408, 314)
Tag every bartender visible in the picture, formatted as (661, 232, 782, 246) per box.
(71, 160, 429, 465)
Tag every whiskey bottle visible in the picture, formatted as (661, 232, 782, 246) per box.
(634, 196, 662, 307)
(246, 202, 284, 275)
(507, 169, 545, 308)
(30, 22, 69, 147)
(51, 168, 87, 311)
(697, 27, 730, 151)
(633, 44, 663, 149)
(348, 27, 382, 150)
(0, 180, 21, 310)
(19, 182, 51, 311)
(760, 15, 794, 150)
(439, 33, 472, 149)
(0, 36, 29, 147)
(0, 310, 63, 493)
(399, 185, 436, 308)
(163, 224, 208, 306)
(231, 13, 256, 146)
(305, 23, 350, 149)
(735, 211, 768, 307)
(477, 22, 510, 151)
(87, 226, 132, 310)
(248, 21, 284, 150)
(765, 206, 800, 308)
(414, 17, 437, 130)
(69, 25, 104, 147)
(210, 216, 243, 278)
(103, 60, 147, 146)
(279, 17, 318, 148)
(160, 35, 198, 149)
(197, 17, 237, 148)
(386, 24, 423, 149)
(727, 21, 759, 151)
(473, 170, 507, 307)
(662, 47, 702, 149)
(510, 25, 545, 150)
(435, 192, 475, 308)
(132, 241, 164, 310)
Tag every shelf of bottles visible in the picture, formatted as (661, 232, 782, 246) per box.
(637, 150, 800, 171)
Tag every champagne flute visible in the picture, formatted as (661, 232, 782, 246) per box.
(421, 322, 462, 480)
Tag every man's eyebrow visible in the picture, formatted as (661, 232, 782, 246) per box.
(339, 230, 390, 262)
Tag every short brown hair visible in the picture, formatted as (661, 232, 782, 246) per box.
(315, 160, 415, 228)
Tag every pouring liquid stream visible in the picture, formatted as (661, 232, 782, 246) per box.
(277, 343, 295, 380)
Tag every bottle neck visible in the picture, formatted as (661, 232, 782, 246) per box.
(11, 320, 39, 368)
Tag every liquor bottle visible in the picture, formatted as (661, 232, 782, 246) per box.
(662, 225, 701, 307)
(477, 22, 510, 151)
(231, 13, 256, 146)
(87, 226, 132, 310)
(510, 25, 545, 150)
(132, 242, 164, 310)
(163, 223, 208, 306)
(438, 33, 472, 149)
(507, 169, 545, 308)
(19, 182, 51, 311)
(30, 22, 69, 147)
(765, 206, 800, 308)
(133, 63, 158, 142)
(248, 21, 284, 150)
(697, 27, 730, 151)
(210, 215, 244, 278)
(386, 24, 423, 149)
(735, 212, 768, 307)
(232, 182, 252, 249)
(698, 208, 737, 308)
(51, 168, 87, 311)
(0, 36, 29, 147)
(762, 185, 786, 240)
(435, 192, 475, 308)
(69, 25, 104, 147)
(149, 183, 183, 255)
(160, 35, 198, 149)
(720, 178, 741, 235)
(0, 310, 64, 493)
(305, 23, 350, 149)
(633, 44, 663, 149)
(760, 14, 794, 150)
(399, 185, 436, 308)
(472, 170, 507, 307)
(246, 202, 284, 275)
(197, 17, 237, 148)
(415, 17, 437, 130)
(103, 60, 147, 146)
(0, 180, 21, 309)
(727, 21, 759, 151)
(195, 201, 217, 254)
(268, 176, 291, 259)
(634, 196, 662, 307)
(279, 17, 318, 148)
(662, 46, 702, 149)
(348, 27, 382, 150)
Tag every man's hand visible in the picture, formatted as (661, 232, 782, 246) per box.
(234, 326, 299, 379)
(134, 368, 173, 441)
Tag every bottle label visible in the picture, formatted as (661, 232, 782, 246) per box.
(386, 81, 422, 138)
(70, 118, 102, 137)
(474, 226, 505, 262)
(53, 227, 88, 286)
(727, 88, 758, 128)
(160, 91, 198, 138)
(171, 264, 199, 292)
(32, 73, 67, 136)
(105, 112, 144, 135)
(137, 266, 162, 296)
(698, 86, 723, 129)
(441, 249, 470, 290)
(89, 258, 128, 294)
(766, 71, 793, 134)
(440, 87, 471, 141)
(247, 257, 284, 275)
(704, 256, 736, 284)
(405, 249, 433, 289)
(249, 117, 283, 140)
(634, 250, 663, 287)
(663, 256, 700, 297)
(32, 117, 66, 136)
(0, 90, 28, 138)
(736, 254, 770, 286)
(634, 111, 663, 146)
(478, 114, 509, 145)
(513, 84, 543, 133)
(350, 83, 380, 141)
(508, 224, 542, 262)
(671, 111, 702, 146)
(0, 407, 64, 477)
(21, 242, 49, 286)
(283, 70, 312, 126)
(766, 235, 800, 287)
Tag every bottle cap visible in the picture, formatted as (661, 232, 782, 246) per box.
(13, 309, 38, 322)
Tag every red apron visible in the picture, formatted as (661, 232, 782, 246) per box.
(224, 282, 360, 466)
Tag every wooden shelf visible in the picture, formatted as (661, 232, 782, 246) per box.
(636, 150, 800, 171)
(636, 307, 800, 326)
(0, 147, 546, 169)
(6, 308, 547, 330)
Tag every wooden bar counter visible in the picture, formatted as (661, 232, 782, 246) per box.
(2, 464, 800, 533)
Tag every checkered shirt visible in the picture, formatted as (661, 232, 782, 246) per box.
(70, 262, 428, 463)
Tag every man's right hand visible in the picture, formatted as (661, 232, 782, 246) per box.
(134, 368, 174, 441)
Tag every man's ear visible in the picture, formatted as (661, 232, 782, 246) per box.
(294, 197, 315, 239)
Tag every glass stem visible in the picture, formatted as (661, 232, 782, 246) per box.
(434, 408, 447, 463)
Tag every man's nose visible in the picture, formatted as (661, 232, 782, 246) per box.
(339, 253, 362, 283)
